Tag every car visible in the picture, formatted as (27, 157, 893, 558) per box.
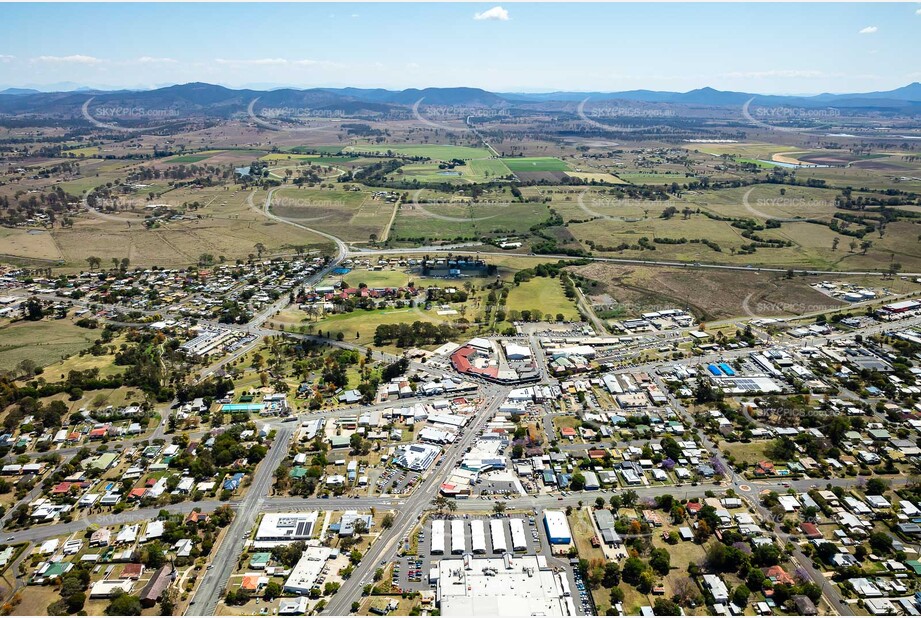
(5, 536, 13, 541)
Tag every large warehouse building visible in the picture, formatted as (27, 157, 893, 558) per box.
(433, 554, 574, 616)
(543, 510, 573, 545)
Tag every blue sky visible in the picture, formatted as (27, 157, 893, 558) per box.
(1, 3, 919, 94)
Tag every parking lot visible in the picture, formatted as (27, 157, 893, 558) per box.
(374, 468, 421, 495)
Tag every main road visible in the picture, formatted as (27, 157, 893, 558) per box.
(188, 424, 294, 616)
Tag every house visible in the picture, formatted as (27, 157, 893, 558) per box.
(793, 596, 818, 616)
(763, 565, 794, 586)
(140, 566, 173, 607)
(800, 522, 823, 540)
(703, 574, 729, 604)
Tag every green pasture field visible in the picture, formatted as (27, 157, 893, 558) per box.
(501, 157, 570, 172)
(467, 158, 514, 179)
(288, 146, 348, 155)
(345, 144, 493, 161)
(0, 317, 99, 371)
(688, 142, 800, 159)
(617, 172, 694, 185)
(389, 200, 550, 242)
(270, 186, 393, 242)
(504, 277, 579, 320)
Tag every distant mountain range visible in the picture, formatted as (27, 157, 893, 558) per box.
(1, 81, 919, 117)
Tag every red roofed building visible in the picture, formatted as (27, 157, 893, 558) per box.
(763, 565, 795, 586)
(128, 487, 147, 500)
(186, 511, 210, 525)
(800, 522, 823, 539)
(560, 427, 577, 438)
(686, 501, 702, 515)
(754, 460, 775, 476)
(588, 449, 608, 460)
(52, 482, 74, 495)
(121, 563, 144, 579)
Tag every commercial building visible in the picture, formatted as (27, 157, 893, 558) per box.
(434, 554, 573, 616)
(255, 512, 319, 544)
(283, 547, 334, 595)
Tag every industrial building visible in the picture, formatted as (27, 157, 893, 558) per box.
(431, 519, 446, 555)
(509, 518, 528, 551)
(470, 520, 487, 554)
(543, 510, 573, 545)
(490, 519, 507, 553)
(451, 519, 466, 554)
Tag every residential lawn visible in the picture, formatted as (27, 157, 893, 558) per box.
(719, 441, 771, 467)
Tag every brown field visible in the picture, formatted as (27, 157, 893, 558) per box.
(569, 262, 848, 322)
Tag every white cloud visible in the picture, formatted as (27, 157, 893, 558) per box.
(34, 54, 102, 64)
(0, 55, 14, 63)
(917, 7, 921, 15)
(137, 56, 176, 64)
(722, 69, 826, 79)
(474, 6, 510, 21)
(859, 26, 878, 34)
(215, 58, 289, 67)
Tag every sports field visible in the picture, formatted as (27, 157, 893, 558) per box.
(502, 157, 570, 172)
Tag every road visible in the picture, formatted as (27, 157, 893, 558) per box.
(321, 385, 510, 616)
(188, 424, 294, 616)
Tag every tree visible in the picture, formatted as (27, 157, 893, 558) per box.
(650, 548, 671, 575)
(86, 256, 101, 269)
(105, 594, 142, 616)
(492, 501, 507, 516)
(381, 513, 395, 529)
(255, 242, 266, 258)
(622, 557, 647, 585)
(264, 581, 282, 600)
(869, 531, 893, 555)
(732, 584, 751, 607)
(653, 598, 681, 616)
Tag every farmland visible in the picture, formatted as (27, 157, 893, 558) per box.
(345, 143, 493, 161)
(502, 157, 570, 172)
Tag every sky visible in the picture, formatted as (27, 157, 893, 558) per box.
(1, 3, 919, 94)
